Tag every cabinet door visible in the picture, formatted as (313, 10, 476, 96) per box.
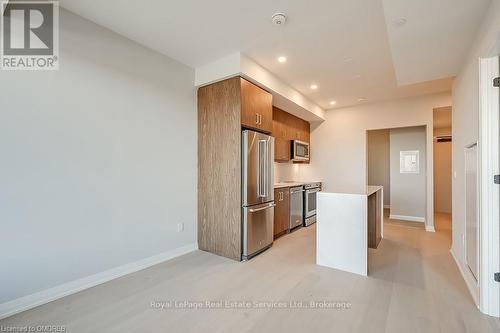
(273, 107, 288, 138)
(259, 100, 273, 133)
(275, 138, 290, 162)
(272, 107, 290, 162)
(281, 189, 290, 234)
(273, 189, 282, 237)
(240, 78, 273, 133)
(302, 120, 310, 143)
(284, 112, 301, 141)
(273, 188, 290, 238)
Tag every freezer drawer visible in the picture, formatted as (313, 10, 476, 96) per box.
(242, 202, 275, 260)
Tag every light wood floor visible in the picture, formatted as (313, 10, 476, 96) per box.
(2, 214, 499, 332)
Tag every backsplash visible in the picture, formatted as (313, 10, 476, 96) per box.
(274, 162, 313, 182)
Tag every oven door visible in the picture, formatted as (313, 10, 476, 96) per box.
(305, 188, 320, 218)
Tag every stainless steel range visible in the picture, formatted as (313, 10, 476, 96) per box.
(304, 182, 321, 226)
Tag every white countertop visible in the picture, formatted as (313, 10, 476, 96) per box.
(366, 185, 383, 196)
(317, 185, 383, 196)
(274, 181, 322, 189)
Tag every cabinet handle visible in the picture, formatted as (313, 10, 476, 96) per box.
(255, 113, 259, 125)
(260, 114, 263, 125)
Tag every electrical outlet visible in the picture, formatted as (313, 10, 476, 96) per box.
(177, 223, 184, 232)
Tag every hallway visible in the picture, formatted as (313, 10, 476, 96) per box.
(371, 213, 498, 332)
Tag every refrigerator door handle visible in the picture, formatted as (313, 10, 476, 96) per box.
(258, 140, 267, 198)
(264, 139, 268, 197)
(248, 203, 276, 213)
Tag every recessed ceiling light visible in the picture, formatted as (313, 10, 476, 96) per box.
(343, 57, 353, 63)
(329, 101, 337, 106)
(310, 84, 318, 90)
(392, 18, 407, 28)
(358, 97, 368, 103)
(278, 56, 287, 63)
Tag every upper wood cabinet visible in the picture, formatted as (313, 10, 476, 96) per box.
(240, 78, 273, 133)
(274, 138, 290, 162)
(271, 106, 310, 163)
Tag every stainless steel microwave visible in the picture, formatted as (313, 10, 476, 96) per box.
(291, 140, 310, 161)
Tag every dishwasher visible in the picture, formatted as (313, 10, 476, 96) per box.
(289, 186, 304, 230)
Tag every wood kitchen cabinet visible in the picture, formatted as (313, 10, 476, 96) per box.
(271, 106, 310, 163)
(274, 187, 290, 238)
(197, 76, 274, 261)
(274, 138, 291, 162)
(240, 78, 273, 133)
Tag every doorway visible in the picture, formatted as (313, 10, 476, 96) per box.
(367, 126, 427, 228)
(432, 107, 453, 236)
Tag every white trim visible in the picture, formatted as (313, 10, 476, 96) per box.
(478, 56, 500, 317)
(0, 243, 198, 320)
(425, 225, 436, 232)
(451, 248, 479, 307)
(389, 214, 425, 223)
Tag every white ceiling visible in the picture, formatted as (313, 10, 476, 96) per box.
(59, 0, 489, 110)
(383, 0, 491, 85)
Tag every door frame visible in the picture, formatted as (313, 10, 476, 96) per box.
(478, 56, 500, 317)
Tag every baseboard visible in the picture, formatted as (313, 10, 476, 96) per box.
(383, 205, 391, 209)
(389, 214, 425, 223)
(425, 225, 436, 232)
(450, 248, 479, 307)
(0, 242, 198, 320)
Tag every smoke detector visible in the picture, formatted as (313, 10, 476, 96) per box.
(271, 13, 287, 26)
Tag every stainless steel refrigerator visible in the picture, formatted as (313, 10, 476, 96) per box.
(242, 130, 275, 260)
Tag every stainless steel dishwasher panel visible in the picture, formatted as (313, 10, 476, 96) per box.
(289, 186, 304, 229)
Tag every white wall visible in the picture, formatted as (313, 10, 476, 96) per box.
(0, 9, 197, 309)
(367, 130, 390, 206)
(389, 127, 427, 221)
(302, 93, 451, 229)
(451, 0, 500, 310)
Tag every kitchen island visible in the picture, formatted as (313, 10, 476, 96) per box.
(316, 186, 383, 276)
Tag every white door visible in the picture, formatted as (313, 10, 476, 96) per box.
(478, 55, 500, 317)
